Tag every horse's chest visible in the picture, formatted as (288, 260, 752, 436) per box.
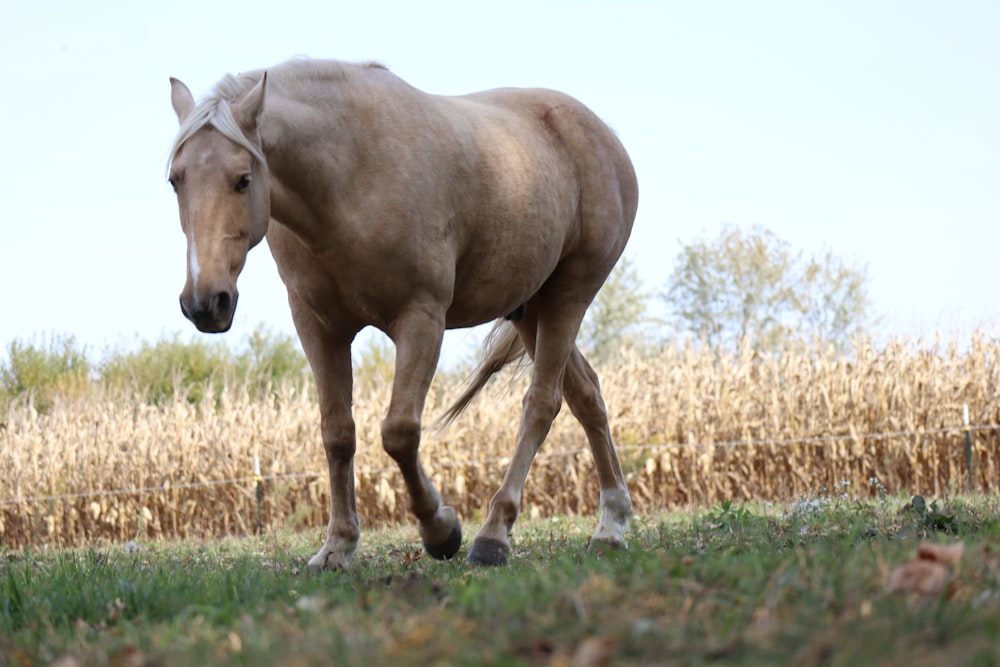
(270, 237, 426, 331)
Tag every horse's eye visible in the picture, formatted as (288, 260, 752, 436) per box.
(168, 178, 178, 193)
(235, 174, 251, 193)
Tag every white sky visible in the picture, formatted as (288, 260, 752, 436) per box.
(1, 1, 998, 366)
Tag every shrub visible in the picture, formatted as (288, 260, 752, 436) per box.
(0, 335, 91, 413)
(98, 326, 310, 405)
(99, 334, 236, 405)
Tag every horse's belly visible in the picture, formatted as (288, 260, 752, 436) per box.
(445, 240, 562, 328)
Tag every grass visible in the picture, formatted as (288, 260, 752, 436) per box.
(2, 493, 999, 666)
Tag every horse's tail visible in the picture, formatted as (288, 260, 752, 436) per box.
(432, 320, 527, 431)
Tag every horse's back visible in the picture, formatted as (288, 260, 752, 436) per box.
(268, 61, 637, 225)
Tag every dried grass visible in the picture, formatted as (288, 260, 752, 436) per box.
(2, 333, 998, 548)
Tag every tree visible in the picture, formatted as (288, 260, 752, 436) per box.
(579, 254, 650, 365)
(662, 223, 876, 354)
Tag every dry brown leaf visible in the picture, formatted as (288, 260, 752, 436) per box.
(917, 542, 965, 570)
(572, 636, 619, 667)
(886, 560, 951, 596)
(49, 656, 84, 667)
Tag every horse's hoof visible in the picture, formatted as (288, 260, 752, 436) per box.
(307, 550, 350, 571)
(467, 537, 510, 566)
(424, 522, 462, 560)
(587, 537, 627, 556)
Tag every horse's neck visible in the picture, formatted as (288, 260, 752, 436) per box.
(260, 66, 412, 246)
(259, 88, 349, 244)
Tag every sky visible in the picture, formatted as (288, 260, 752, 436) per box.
(1, 1, 998, 367)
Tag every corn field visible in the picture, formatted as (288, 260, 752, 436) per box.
(2, 333, 998, 549)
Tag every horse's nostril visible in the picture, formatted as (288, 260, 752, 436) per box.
(212, 291, 232, 317)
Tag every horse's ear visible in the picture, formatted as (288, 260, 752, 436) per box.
(234, 72, 267, 133)
(170, 77, 195, 123)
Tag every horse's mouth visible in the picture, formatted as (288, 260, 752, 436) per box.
(180, 292, 237, 333)
(191, 317, 234, 334)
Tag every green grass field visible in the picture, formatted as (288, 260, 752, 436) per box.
(3, 492, 999, 666)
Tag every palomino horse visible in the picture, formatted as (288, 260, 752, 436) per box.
(167, 58, 638, 567)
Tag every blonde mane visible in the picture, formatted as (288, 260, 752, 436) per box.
(167, 73, 267, 174)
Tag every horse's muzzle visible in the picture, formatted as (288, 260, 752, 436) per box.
(179, 291, 237, 333)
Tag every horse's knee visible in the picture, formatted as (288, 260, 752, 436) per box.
(381, 414, 421, 462)
(321, 415, 356, 461)
(521, 385, 562, 423)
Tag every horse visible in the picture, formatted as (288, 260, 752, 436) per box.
(166, 58, 638, 568)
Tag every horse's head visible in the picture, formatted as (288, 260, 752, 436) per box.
(167, 74, 270, 333)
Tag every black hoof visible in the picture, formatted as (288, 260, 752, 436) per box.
(424, 523, 463, 560)
(467, 537, 510, 566)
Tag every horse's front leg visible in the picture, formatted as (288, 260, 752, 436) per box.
(382, 309, 462, 560)
(308, 377, 359, 570)
(290, 300, 359, 570)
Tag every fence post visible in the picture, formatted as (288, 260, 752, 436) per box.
(964, 404, 973, 493)
(254, 456, 263, 535)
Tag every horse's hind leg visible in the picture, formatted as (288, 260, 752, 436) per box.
(382, 308, 462, 560)
(468, 303, 580, 566)
(563, 346, 633, 551)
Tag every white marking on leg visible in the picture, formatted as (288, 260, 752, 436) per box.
(593, 486, 632, 545)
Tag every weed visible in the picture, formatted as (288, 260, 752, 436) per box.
(903, 495, 959, 534)
(706, 499, 755, 531)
